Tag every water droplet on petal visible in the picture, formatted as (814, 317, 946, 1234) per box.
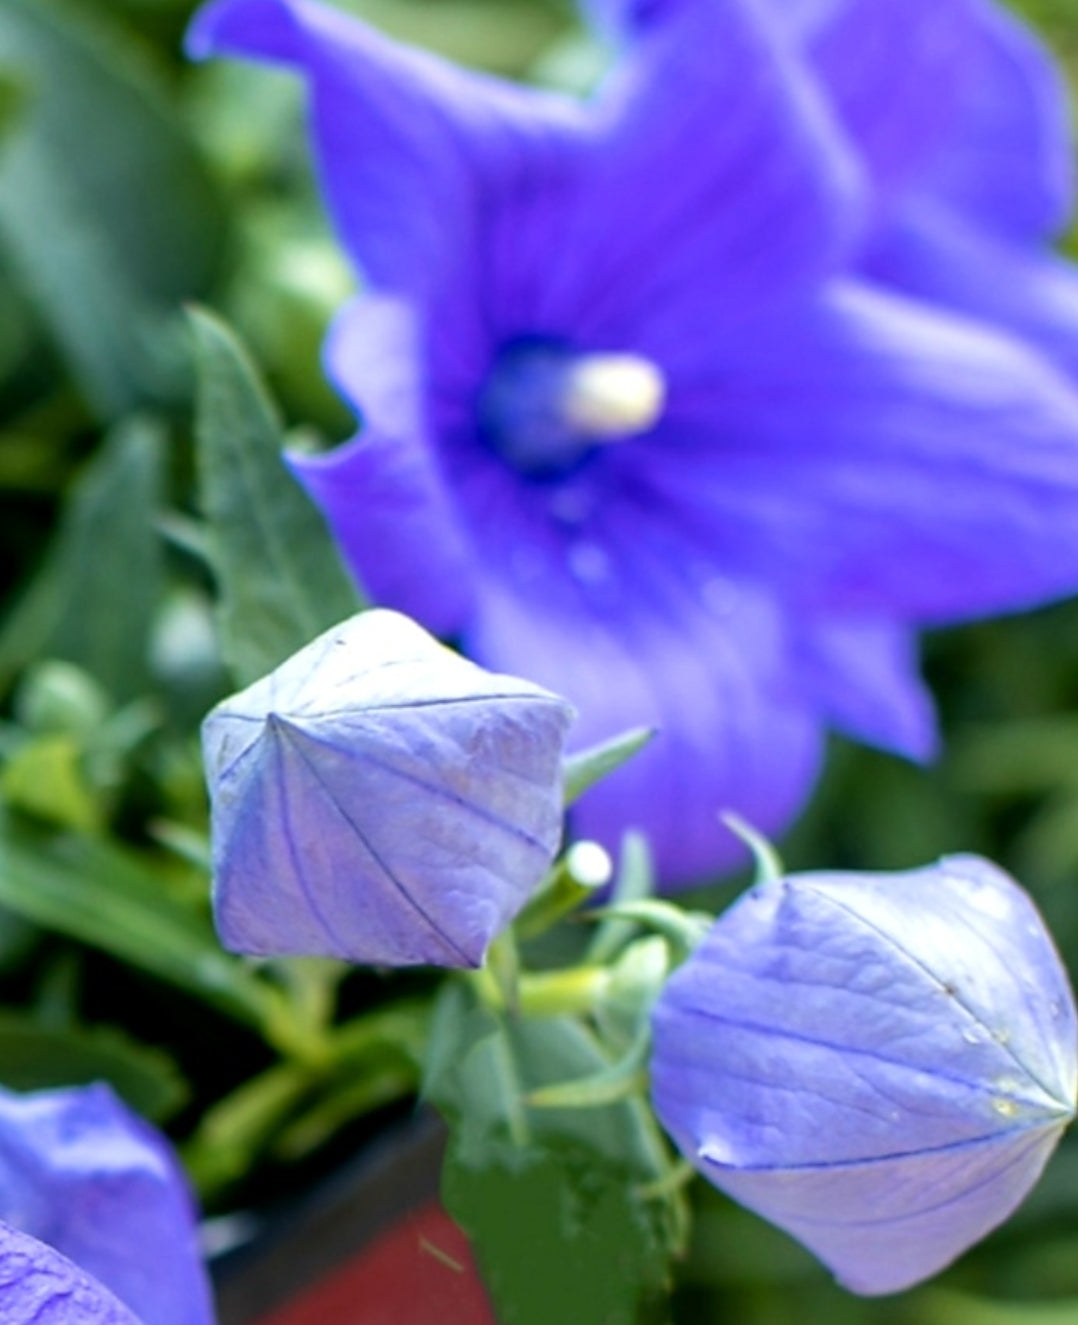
(702, 576, 740, 617)
(568, 540, 611, 586)
(549, 485, 593, 526)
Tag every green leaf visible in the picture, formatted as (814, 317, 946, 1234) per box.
(0, 73, 23, 136)
(0, 734, 101, 831)
(921, 1291, 1078, 1325)
(0, 418, 165, 701)
(190, 308, 363, 686)
(425, 983, 684, 1325)
(0, 809, 281, 1034)
(0, 1010, 188, 1121)
(563, 727, 654, 807)
(0, 0, 225, 414)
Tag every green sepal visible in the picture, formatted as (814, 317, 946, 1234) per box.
(563, 727, 654, 806)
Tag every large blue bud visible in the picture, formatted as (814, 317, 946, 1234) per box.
(650, 856, 1077, 1294)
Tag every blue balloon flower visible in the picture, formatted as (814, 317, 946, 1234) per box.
(650, 856, 1078, 1294)
(189, 0, 1078, 884)
(202, 609, 574, 967)
(0, 1083, 214, 1325)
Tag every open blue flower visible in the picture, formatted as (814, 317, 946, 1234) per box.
(0, 1083, 214, 1325)
(650, 857, 1078, 1294)
(202, 610, 573, 967)
(189, 0, 1078, 884)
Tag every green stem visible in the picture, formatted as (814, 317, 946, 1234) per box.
(473, 964, 612, 1019)
(514, 856, 597, 939)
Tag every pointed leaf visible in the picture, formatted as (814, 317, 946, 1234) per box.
(190, 307, 363, 686)
(0, 1012, 188, 1121)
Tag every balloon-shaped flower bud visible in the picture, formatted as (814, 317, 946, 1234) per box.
(202, 609, 575, 967)
(0, 1083, 213, 1325)
(650, 856, 1078, 1295)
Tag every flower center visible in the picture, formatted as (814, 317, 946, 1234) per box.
(478, 338, 666, 478)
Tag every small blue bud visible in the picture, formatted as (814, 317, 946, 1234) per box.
(202, 610, 574, 968)
(650, 856, 1077, 1295)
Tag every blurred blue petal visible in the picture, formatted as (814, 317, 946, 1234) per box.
(202, 610, 574, 966)
(895, 0, 1074, 242)
(0, 1084, 213, 1325)
(763, 0, 973, 203)
(468, 557, 824, 882)
(654, 281, 1078, 624)
(790, 616, 938, 761)
(866, 202, 1078, 380)
(0, 1220, 142, 1325)
(651, 857, 1077, 1293)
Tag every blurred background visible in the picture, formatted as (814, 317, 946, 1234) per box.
(2, 0, 1078, 1321)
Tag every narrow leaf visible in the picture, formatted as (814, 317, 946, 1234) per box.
(0, 418, 165, 701)
(0, 1011, 188, 1121)
(0, 810, 279, 1033)
(190, 308, 362, 686)
(0, 0, 224, 414)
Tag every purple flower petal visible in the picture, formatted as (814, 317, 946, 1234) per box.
(290, 298, 479, 637)
(0, 1221, 142, 1325)
(763, 0, 973, 204)
(900, 0, 1074, 242)
(545, 0, 863, 335)
(202, 609, 574, 966)
(0, 1084, 213, 1325)
(188, 0, 862, 343)
(651, 856, 1077, 1294)
(468, 551, 823, 884)
(186, 0, 587, 326)
(643, 280, 1078, 623)
(791, 617, 938, 761)
(865, 201, 1078, 380)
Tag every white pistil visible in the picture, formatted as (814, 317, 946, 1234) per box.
(561, 354, 666, 440)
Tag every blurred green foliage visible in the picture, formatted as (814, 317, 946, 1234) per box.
(1, 0, 1078, 1321)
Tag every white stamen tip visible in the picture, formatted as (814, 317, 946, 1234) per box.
(562, 354, 666, 440)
